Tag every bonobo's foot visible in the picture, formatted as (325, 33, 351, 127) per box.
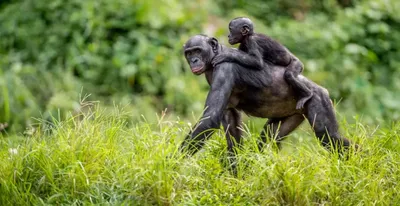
(296, 93, 313, 110)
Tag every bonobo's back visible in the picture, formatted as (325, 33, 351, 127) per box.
(252, 33, 292, 66)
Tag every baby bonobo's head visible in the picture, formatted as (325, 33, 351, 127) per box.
(228, 17, 254, 45)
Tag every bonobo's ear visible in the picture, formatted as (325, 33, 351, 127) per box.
(241, 25, 250, 36)
(208, 37, 219, 54)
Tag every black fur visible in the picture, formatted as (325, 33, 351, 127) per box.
(212, 17, 313, 109)
(180, 35, 355, 174)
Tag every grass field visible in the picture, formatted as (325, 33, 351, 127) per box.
(1, 105, 399, 205)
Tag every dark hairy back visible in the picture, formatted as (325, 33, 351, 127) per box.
(251, 33, 291, 65)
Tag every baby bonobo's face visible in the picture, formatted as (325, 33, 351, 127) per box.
(228, 20, 244, 45)
(228, 17, 253, 45)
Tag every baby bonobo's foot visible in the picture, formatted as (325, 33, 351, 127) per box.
(296, 93, 313, 110)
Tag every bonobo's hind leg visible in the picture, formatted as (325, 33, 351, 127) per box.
(305, 89, 353, 152)
(284, 58, 313, 110)
(258, 114, 304, 152)
(222, 108, 242, 176)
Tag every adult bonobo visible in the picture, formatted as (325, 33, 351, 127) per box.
(180, 34, 354, 166)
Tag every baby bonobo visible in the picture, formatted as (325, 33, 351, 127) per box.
(212, 17, 313, 109)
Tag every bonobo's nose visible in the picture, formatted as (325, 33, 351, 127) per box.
(191, 58, 199, 64)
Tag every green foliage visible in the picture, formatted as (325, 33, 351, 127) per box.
(0, 65, 81, 132)
(0, 0, 209, 132)
(213, 0, 351, 22)
(0, 107, 399, 204)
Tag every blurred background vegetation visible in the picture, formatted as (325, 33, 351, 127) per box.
(0, 0, 399, 133)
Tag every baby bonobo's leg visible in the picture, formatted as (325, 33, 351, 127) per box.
(284, 57, 313, 110)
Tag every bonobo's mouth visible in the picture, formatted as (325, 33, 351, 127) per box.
(228, 39, 237, 45)
(191, 66, 204, 75)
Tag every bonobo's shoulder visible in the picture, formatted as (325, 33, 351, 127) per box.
(220, 46, 241, 57)
(215, 62, 237, 70)
(253, 33, 281, 45)
(220, 45, 237, 53)
(211, 63, 237, 86)
(213, 62, 239, 77)
(253, 33, 272, 40)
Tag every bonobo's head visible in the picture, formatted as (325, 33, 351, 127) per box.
(228, 17, 254, 45)
(183, 35, 219, 75)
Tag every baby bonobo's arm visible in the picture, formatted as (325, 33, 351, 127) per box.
(211, 39, 264, 70)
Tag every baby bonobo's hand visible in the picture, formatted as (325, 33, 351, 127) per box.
(212, 53, 230, 67)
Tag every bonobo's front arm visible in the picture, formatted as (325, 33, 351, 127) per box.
(179, 63, 236, 156)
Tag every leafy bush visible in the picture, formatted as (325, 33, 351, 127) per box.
(213, 0, 352, 22)
(0, 0, 210, 132)
(0, 65, 80, 132)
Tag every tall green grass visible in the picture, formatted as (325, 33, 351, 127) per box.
(0, 105, 399, 205)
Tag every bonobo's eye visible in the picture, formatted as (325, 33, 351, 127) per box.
(185, 47, 202, 57)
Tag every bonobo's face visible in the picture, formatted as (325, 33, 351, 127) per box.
(228, 20, 245, 45)
(183, 35, 218, 75)
(228, 18, 253, 45)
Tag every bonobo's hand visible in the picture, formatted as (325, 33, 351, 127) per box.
(212, 53, 230, 67)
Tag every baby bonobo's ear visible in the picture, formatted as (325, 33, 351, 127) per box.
(208, 37, 219, 54)
(241, 24, 250, 36)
